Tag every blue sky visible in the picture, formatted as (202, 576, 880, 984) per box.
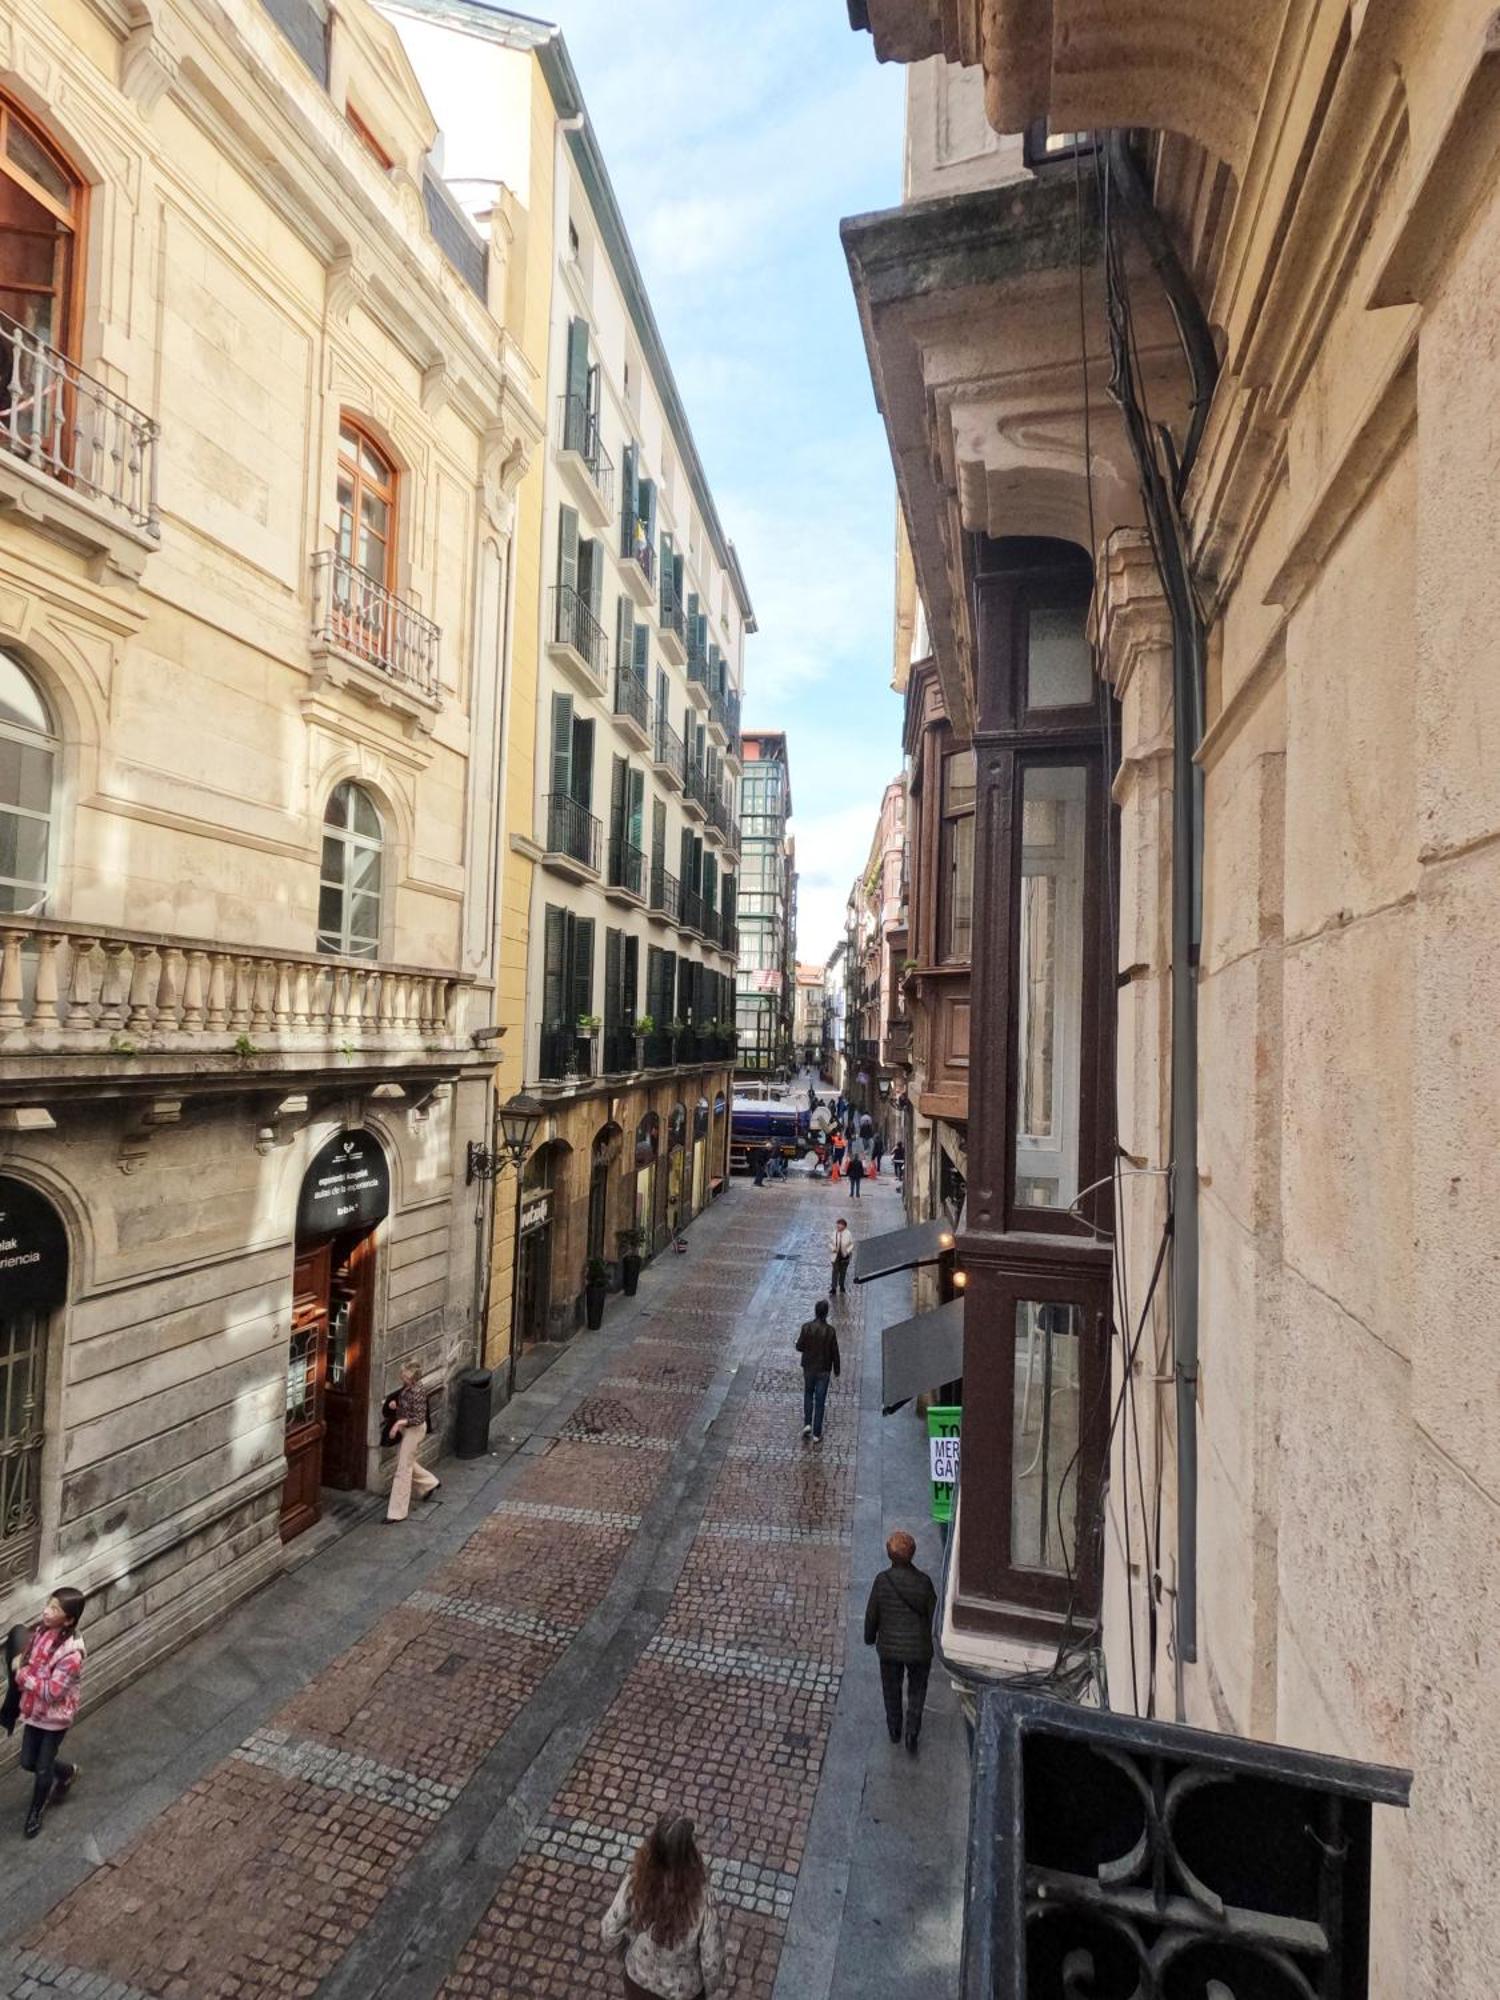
(552, 1, 908, 962)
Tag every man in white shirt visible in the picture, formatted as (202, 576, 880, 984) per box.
(831, 1217, 853, 1296)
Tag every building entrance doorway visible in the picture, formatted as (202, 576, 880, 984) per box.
(282, 1129, 389, 1542)
(516, 1200, 552, 1351)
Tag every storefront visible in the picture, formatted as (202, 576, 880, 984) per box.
(0, 1175, 68, 1591)
(635, 1112, 660, 1250)
(283, 1129, 389, 1542)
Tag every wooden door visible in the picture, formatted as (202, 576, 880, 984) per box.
(281, 1244, 330, 1541)
(322, 1228, 375, 1490)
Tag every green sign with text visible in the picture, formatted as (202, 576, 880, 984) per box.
(927, 1404, 962, 1524)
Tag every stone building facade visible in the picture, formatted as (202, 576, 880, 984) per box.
(847, 3, 1500, 1987)
(386, 4, 750, 1343)
(0, 0, 541, 1701)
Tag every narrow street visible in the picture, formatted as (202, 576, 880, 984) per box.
(0, 1167, 965, 2000)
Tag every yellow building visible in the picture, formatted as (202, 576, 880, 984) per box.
(0, 0, 540, 1691)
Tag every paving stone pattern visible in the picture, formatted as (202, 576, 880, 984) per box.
(7, 1174, 883, 1999)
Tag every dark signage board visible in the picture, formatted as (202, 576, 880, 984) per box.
(296, 1130, 390, 1242)
(0, 1177, 68, 1311)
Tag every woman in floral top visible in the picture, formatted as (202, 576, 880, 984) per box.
(4, 1586, 87, 1840)
(601, 1814, 727, 1999)
(385, 1361, 440, 1522)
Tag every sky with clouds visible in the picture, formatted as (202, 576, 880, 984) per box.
(549, 0, 909, 963)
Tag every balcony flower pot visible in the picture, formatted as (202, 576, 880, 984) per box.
(584, 1256, 609, 1330)
(617, 1227, 645, 1296)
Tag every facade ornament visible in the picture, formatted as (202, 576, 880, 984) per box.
(254, 1092, 310, 1157)
(325, 247, 373, 327)
(420, 359, 450, 417)
(120, 8, 182, 116)
(118, 1096, 182, 1174)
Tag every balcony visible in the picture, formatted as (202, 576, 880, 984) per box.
(0, 311, 160, 579)
(703, 792, 728, 849)
(602, 1025, 644, 1075)
(541, 793, 602, 882)
(539, 1025, 596, 1084)
(310, 551, 441, 723)
(659, 589, 687, 667)
(620, 514, 656, 607)
(556, 392, 614, 526)
(682, 763, 708, 823)
(613, 668, 652, 752)
(606, 836, 646, 906)
(680, 887, 705, 938)
(652, 716, 685, 792)
(883, 1016, 913, 1064)
(720, 920, 739, 958)
(649, 865, 681, 926)
(707, 691, 729, 748)
(685, 652, 711, 713)
(548, 583, 608, 700)
(0, 915, 475, 1086)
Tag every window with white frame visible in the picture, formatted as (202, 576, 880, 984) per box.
(318, 781, 384, 959)
(0, 650, 56, 915)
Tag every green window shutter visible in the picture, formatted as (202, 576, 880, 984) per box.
(627, 767, 645, 848)
(633, 621, 649, 680)
(639, 477, 658, 551)
(679, 828, 693, 885)
(616, 594, 634, 679)
(672, 551, 684, 615)
(656, 667, 669, 724)
(565, 319, 591, 430)
(550, 692, 574, 801)
(604, 927, 623, 1034)
(570, 916, 595, 1026)
(659, 532, 673, 618)
(620, 443, 638, 554)
(573, 716, 595, 809)
(587, 360, 601, 429)
(557, 504, 579, 596)
(652, 795, 666, 872)
(704, 853, 718, 908)
(696, 610, 709, 663)
(687, 591, 699, 641)
(662, 951, 677, 1021)
(623, 935, 639, 1022)
(610, 754, 627, 855)
(543, 904, 566, 1026)
(580, 537, 603, 623)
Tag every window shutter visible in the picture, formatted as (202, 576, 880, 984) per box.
(543, 905, 566, 1026)
(571, 916, 595, 1026)
(639, 477, 658, 552)
(610, 754, 627, 854)
(704, 853, 718, 908)
(581, 537, 604, 623)
(573, 716, 595, 809)
(659, 532, 673, 618)
(680, 828, 693, 885)
(565, 319, 591, 429)
(633, 621, 649, 680)
(605, 927, 623, 1033)
(628, 767, 645, 848)
(656, 668, 669, 727)
(616, 595, 634, 679)
(587, 360, 602, 429)
(663, 951, 677, 1022)
(678, 957, 693, 1023)
(623, 935, 639, 1023)
(620, 443, 638, 554)
(652, 795, 666, 872)
(673, 551, 685, 616)
(550, 692, 574, 802)
(696, 609, 709, 663)
(557, 505, 579, 596)
(687, 592, 699, 655)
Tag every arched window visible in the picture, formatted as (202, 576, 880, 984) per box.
(0, 95, 83, 355)
(336, 417, 397, 590)
(318, 781, 383, 959)
(0, 650, 56, 915)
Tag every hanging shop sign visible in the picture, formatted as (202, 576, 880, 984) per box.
(927, 1404, 962, 1524)
(519, 1190, 552, 1238)
(0, 1177, 69, 1312)
(297, 1129, 391, 1241)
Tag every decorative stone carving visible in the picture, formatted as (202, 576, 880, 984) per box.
(118, 1096, 182, 1174)
(120, 9, 182, 116)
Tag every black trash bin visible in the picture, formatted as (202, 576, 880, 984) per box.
(453, 1367, 493, 1459)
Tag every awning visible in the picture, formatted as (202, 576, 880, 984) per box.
(882, 1297, 964, 1412)
(852, 1215, 953, 1284)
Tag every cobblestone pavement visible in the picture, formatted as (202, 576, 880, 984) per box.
(0, 1165, 932, 2000)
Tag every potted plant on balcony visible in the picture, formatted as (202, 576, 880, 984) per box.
(633, 1014, 654, 1066)
(617, 1225, 646, 1297)
(584, 1255, 610, 1330)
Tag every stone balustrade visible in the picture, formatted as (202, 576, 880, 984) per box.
(0, 916, 472, 1057)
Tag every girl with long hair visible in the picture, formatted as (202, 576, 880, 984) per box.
(600, 1813, 727, 1998)
(3, 1586, 87, 1839)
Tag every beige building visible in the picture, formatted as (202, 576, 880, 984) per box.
(793, 963, 824, 1068)
(388, 4, 751, 1342)
(0, 0, 542, 1697)
(847, 2, 1500, 1987)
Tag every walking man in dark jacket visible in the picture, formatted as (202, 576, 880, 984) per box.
(864, 1530, 938, 1752)
(795, 1300, 841, 1443)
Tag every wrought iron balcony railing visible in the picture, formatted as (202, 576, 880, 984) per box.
(603, 1026, 642, 1075)
(557, 392, 614, 510)
(650, 865, 682, 924)
(653, 716, 685, 785)
(550, 581, 608, 686)
(0, 309, 160, 537)
(684, 763, 708, 812)
(614, 668, 651, 736)
(608, 836, 645, 899)
(681, 887, 704, 936)
(621, 512, 656, 584)
(543, 793, 602, 872)
(312, 551, 441, 700)
(539, 1025, 595, 1083)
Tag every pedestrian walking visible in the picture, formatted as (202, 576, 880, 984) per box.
(831, 1216, 853, 1294)
(4, 1587, 87, 1838)
(871, 1131, 884, 1176)
(600, 1812, 727, 1998)
(847, 1150, 865, 1200)
(385, 1361, 440, 1522)
(864, 1531, 937, 1754)
(795, 1298, 842, 1443)
(751, 1144, 766, 1186)
(892, 1140, 905, 1186)
(830, 1130, 845, 1181)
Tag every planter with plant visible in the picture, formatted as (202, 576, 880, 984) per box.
(577, 1014, 602, 1035)
(584, 1254, 610, 1330)
(617, 1226, 646, 1296)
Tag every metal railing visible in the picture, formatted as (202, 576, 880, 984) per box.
(660, 576, 684, 640)
(551, 582, 608, 686)
(650, 865, 682, 924)
(622, 513, 657, 584)
(0, 914, 469, 1054)
(543, 793, 602, 871)
(614, 668, 651, 736)
(603, 1026, 641, 1074)
(720, 920, 739, 957)
(312, 551, 441, 700)
(609, 836, 645, 899)
(653, 716, 685, 784)
(681, 887, 704, 936)
(0, 310, 160, 537)
(539, 1025, 595, 1082)
(684, 763, 708, 813)
(558, 392, 614, 509)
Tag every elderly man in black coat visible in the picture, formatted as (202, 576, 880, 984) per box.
(864, 1530, 938, 1753)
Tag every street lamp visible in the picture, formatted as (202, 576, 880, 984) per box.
(467, 1092, 546, 1404)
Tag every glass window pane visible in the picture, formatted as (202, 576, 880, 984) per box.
(320, 834, 345, 887)
(1015, 765, 1087, 1213)
(317, 883, 343, 939)
(942, 749, 975, 814)
(5, 121, 73, 208)
(347, 842, 381, 894)
(361, 439, 390, 484)
(1027, 605, 1093, 709)
(940, 812, 973, 963)
(338, 421, 359, 462)
(1010, 1301, 1081, 1574)
(325, 783, 351, 829)
(348, 893, 380, 950)
(349, 786, 381, 840)
(0, 809, 48, 893)
(0, 655, 50, 735)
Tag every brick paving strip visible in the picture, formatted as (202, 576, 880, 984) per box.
(1, 1180, 880, 2000)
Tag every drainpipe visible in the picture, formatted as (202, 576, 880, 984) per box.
(1102, 133, 1218, 1673)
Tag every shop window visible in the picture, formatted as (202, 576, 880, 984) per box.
(1014, 765, 1087, 1213)
(318, 781, 384, 959)
(0, 651, 56, 915)
(938, 749, 975, 962)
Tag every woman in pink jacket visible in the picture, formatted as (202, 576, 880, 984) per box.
(4, 1586, 86, 1839)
